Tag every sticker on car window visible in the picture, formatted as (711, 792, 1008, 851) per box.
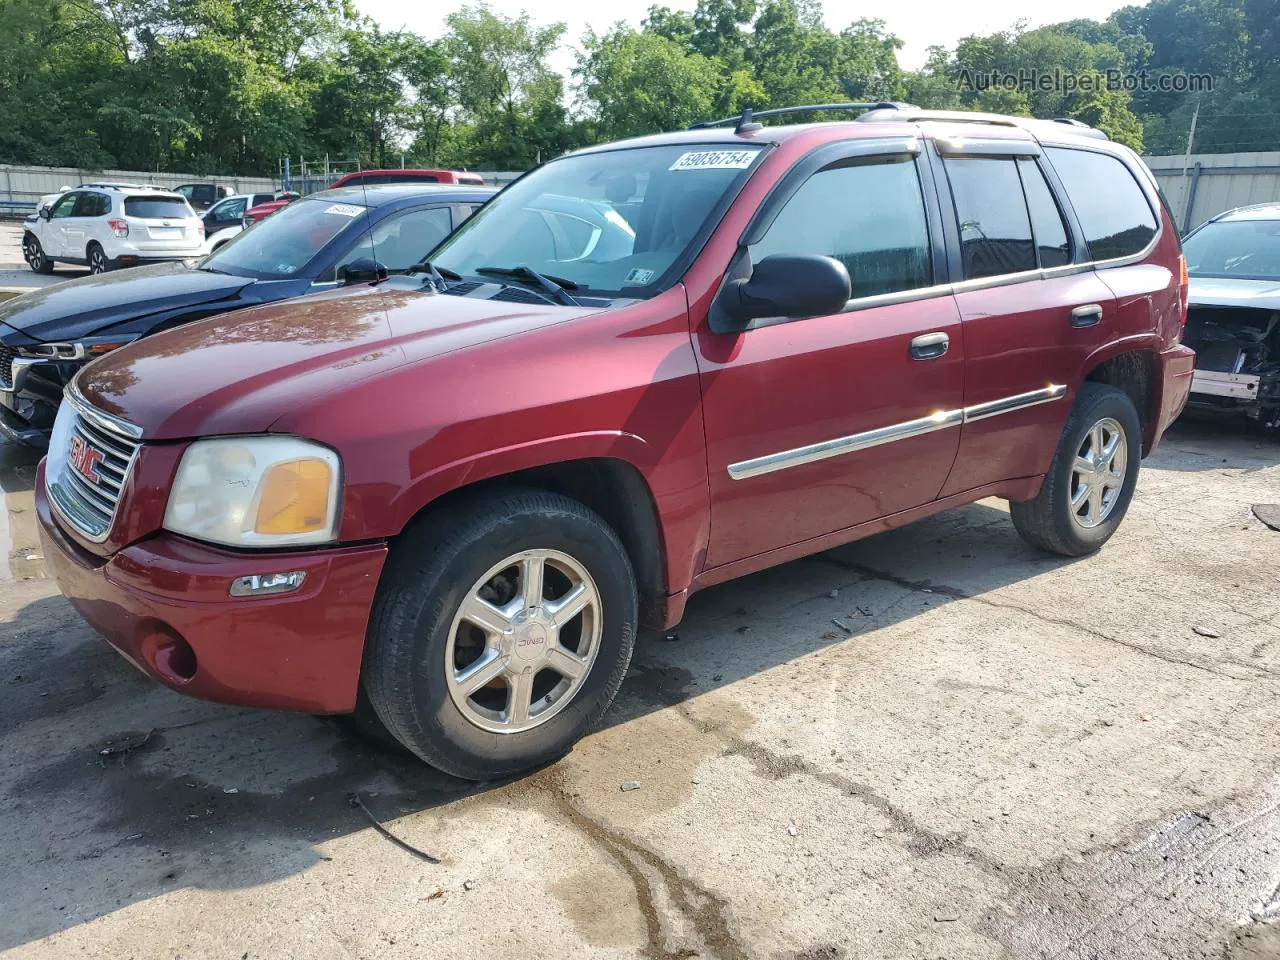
(323, 203, 364, 217)
(669, 150, 756, 172)
(623, 268, 656, 285)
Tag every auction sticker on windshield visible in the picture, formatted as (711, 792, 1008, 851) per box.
(669, 150, 757, 171)
(323, 203, 364, 217)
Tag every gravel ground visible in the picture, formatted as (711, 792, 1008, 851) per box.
(1, 412, 1279, 958)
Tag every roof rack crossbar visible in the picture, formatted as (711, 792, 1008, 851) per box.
(689, 102, 915, 133)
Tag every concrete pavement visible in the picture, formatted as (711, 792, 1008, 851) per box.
(2, 419, 1279, 958)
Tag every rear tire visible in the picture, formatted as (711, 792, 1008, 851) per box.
(362, 489, 637, 780)
(87, 243, 111, 275)
(1010, 382, 1142, 556)
(23, 235, 53, 274)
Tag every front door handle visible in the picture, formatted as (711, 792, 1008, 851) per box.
(1071, 303, 1104, 327)
(910, 331, 949, 360)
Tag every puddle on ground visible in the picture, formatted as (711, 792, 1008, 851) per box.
(0, 439, 46, 581)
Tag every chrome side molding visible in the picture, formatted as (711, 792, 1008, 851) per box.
(728, 384, 1066, 480)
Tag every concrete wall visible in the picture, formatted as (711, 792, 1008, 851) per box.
(1145, 152, 1280, 234)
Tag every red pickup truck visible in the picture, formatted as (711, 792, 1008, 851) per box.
(37, 105, 1195, 780)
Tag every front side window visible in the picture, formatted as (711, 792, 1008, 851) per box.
(1045, 147, 1158, 261)
(326, 206, 454, 280)
(175, 185, 195, 200)
(1018, 159, 1071, 268)
(203, 196, 366, 279)
(945, 157, 1036, 279)
(50, 193, 78, 219)
(1183, 218, 1280, 281)
(749, 156, 933, 299)
(431, 143, 765, 299)
(212, 198, 246, 221)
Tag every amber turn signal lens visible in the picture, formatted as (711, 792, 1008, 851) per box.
(88, 342, 127, 355)
(254, 458, 332, 535)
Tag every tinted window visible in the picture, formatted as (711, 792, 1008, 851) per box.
(329, 206, 453, 279)
(1182, 218, 1280, 281)
(1018, 159, 1071, 268)
(213, 198, 246, 220)
(125, 196, 191, 219)
(175, 186, 195, 199)
(1045, 148, 1157, 261)
(253, 194, 275, 207)
(945, 157, 1035, 279)
(204, 196, 365, 279)
(749, 157, 932, 299)
(193, 185, 215, 203)
(72, 193, 108, 217)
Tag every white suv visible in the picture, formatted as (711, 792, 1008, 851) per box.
(22, 185, 205, 274)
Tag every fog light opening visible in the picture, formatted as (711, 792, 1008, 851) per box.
(230, 570, 307, 598)
(142, 631, 198, 684)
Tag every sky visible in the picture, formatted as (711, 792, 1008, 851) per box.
(356, 0, 1137, 76)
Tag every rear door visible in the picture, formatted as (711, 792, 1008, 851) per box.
(124, 195, 201, 252)
(930, 139, 1118, 496)
(695, 139, 965, 567)
(66, 192, 109, 258)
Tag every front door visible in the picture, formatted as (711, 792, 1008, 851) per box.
(44, 192, 79, 257)
(695, 144, 965, 568)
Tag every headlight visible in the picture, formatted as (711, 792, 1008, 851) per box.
(163, 437, 342, 548)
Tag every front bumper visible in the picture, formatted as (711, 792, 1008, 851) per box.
(36, 461, 388, 713)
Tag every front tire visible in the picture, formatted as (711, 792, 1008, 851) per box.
(87, 243, 110, 275)
(362, 489, 637, 780)
(1010, 382, 1142, 556)
(23, 235, 53, 274)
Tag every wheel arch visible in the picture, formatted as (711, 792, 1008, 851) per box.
(1081, 342, 1161, 455)
(391, 453, 669, 625)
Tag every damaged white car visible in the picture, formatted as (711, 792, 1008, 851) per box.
(1182, 203, 1280, 429)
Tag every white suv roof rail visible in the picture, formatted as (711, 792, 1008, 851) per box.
(856, 107, 1108, 140)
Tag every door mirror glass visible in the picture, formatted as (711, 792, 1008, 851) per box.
(339, 258, 388, 285)
(39, 204, 51, 220)
(722, 254, 851, 326)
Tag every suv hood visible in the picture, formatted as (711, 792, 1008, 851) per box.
(77, 282, 606, 439)
(1187, 277, 1280, 311)
(0, 262, 253, 342)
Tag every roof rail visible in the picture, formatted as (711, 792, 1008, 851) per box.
(855, 106, 1108, 140)
(689, 102, 916, 134)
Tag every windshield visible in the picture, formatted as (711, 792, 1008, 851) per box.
(430, 143, 766, 299)
(1183, 218, 1280, 281)
(204, 197, 365, 279)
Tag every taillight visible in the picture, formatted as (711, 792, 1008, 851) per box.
(196, 222, 205, 238)
(108, 218, 129, 238)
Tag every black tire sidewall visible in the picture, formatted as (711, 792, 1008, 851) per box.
(24, 236, 51, 273)
(368, 496, 637, 779)
(88, 245, 108, 274)
(1052, 385, 1142, 550)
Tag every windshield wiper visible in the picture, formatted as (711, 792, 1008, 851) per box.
(407, 260, 462, 291)
(475, 265, 581, 306)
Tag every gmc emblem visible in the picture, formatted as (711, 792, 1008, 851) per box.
(69, 434, 106, 484)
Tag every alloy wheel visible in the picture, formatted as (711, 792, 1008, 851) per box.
(1070, 417, 1127, 528)
(89, 249, 107, 274)
(445, 548, 602, 734)
(23, 238, 42, 270)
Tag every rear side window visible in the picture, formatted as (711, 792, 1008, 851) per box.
(72, 193, 109, 217)
(1045, 148, 1158, 261)
(125, 197, 191, 219)
(749, 156, 932, 300)
(944, 157, 1035, 279)
(1017, 159, 1071, 268)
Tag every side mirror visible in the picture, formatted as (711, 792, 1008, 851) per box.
(39, 204, 51, 220)
(716, 254, 851, 328)
(339, 258, 389, 285)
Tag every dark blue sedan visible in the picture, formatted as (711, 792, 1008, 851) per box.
(0, 183, 495, 446)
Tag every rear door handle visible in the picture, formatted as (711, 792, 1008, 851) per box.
(1071, 303, 1103, 327)
(910, 332, 949, 360)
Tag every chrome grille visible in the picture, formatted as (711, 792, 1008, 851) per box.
(47, 390, 142, 542)
(0, 346, 16, 389)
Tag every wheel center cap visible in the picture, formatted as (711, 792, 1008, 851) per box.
(513, 620, 549, 662)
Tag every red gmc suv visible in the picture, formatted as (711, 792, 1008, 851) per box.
(36, 105, 1195, 780)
